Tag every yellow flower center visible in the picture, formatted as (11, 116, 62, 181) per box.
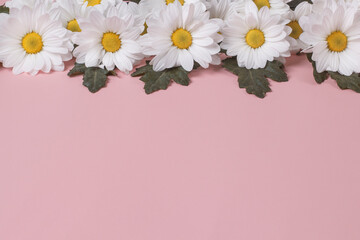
(166, 0, 184, 5)
(253, 0, 270, 10)
(171, 28, 192, 49)
(67, 19, 81, 32)
(102, 32, 121, 53)
(245, 29, 265, 49)
(141, 22, 148, 36)
(287, 21, 303, 39)
(22, 32, 43, 54)
(84, 0, 101, 6)
(327, 31, 347, 52)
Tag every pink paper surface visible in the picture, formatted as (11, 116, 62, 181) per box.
(1, 7, 360, 237)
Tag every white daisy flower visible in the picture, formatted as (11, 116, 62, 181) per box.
(140, 2, 222, 72)
(106, 0, 144, 27)
(312, 0, 360, 13)
(72, 8, 144, 73)
(6, 0, 53, 9)
(0, 13, 9, 26)
(231, 0, 290, 18)
(300, 3, 360, 76)
(207, 0, 234, 20)
(58, 0, 91, 35)
(139, 0, 207, 16)
(286, 1, 312, 51)
(0, 13, 9, 62)
(5, 0, 60, 19)
(114, 0, 139, 12)
(112, 1, 147, 36)
(138, 0, 208, 38)
(0, 6, 73, 75)
(206, 0, 235, 31)
(221, 2, 291, 69)
(76, 0, 116, 12)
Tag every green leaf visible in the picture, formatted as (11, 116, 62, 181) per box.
(287, 0, 312, 11)
(221, 57, 243, 75)
(0, 4, 9, 14)
(131, 61, 153, 80)
(329, 72, 360, 93)
(68, 63, 87, 76)
(83, 68, 109, 93)
(108, 70, 117, 76)
(237, 69, 271, 98)
(306, 53, 360, 93)
(263, 61, 288, 83)
(131, 61, 194, 94)
(222, 57, 288, 98)
(306, 53, 329, 84)
(68, 63, 116, 93)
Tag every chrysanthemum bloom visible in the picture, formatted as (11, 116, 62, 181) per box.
(206, 0, 235, 31)
(58, 0, 91, 36)
(221, 2, 291, 69)
(105, 0, 144, 28)
(6, 0, 54, 10)
(140, 2, 222, 72)
(72, 8, 144, 73)
(311, 0, 360, 13)
(300, 2, 360, 76)
(139, 0, 207, 15)
(207, 0, 234, 20)
(5, 0, 60, 19)
(0, 5, 73, 75)
(231, 0, 290, 18)
(286, 2, 312, 52)
(76, 0, 116, 12)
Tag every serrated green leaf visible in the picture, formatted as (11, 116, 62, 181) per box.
(193, 62, 200, 70)
(238, 69, 271, 98)
(68, 63, 116, 93)
(108, 70, 117, 76)
(131, 61, 194, 94)
(83, 68, 109, 93)
(263, 61, 287, 82)
(329, 72, 360, 93)
(306, 54, 360, 93)
(0, 5, 9, 14)
(144, 72, 172, 94)
(222, 57, 243, 75)
(166, 67, 190, 86)
(68, 63, 87, 76)
(306, 53, 329, 84)
(287, 0, 312, 11)
(223, 57, 288, 98)
(131, 61, 153, 79)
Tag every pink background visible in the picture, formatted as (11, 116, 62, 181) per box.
(2, 54, 360, 240)
(1, 2, 360, 237)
